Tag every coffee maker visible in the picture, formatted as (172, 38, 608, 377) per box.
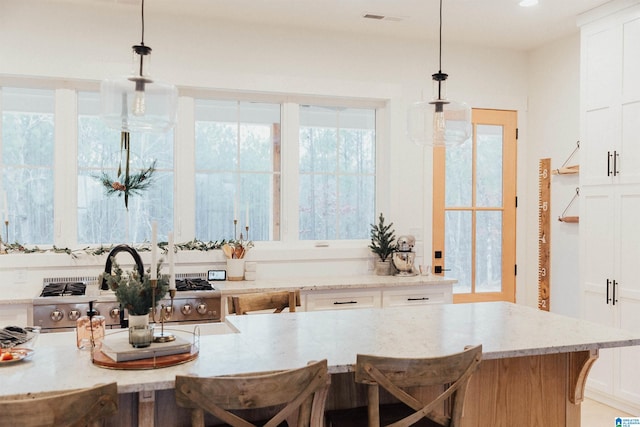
(392, 235, 417, 276)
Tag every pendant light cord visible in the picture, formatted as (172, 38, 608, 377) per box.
(438, 0, 443, 73)
(140, 0, 145, 46)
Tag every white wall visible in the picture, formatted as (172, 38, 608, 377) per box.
(526, 34, 581, 316)
(0, 1, 535, 298)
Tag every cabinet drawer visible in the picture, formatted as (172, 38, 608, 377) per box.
(382, 286, 452, 307)
(305, 289, 381, 311)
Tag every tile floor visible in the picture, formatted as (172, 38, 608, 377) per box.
(582, 398, 637, 427)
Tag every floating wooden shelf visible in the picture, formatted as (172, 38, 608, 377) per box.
(552, 165, 579, 175)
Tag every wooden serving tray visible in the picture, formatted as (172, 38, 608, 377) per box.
(92, 347, 198, 370)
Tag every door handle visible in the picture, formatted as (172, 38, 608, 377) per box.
(608, 151, 612, 176)
(614, 151, 620, 176)
(606, 279, 612, 304)
(612, 280, 618, 305)
(333, 301, 358, 305)
(433, 266, 451, 274)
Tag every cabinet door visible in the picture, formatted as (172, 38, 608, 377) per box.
(305, 289, 381, 311)
(581, 187, 616, 308)
(382, 285, 452, 307)
(581, 23, 623, 185)
(616, 294, 640, 406)
(580, 187, 616, 393)
(613, 188, 640, 407)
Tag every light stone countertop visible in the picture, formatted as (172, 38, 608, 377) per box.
(0, 274, 455, 303)
(2, 301, 640, 397)
(215, 274, 455, 295)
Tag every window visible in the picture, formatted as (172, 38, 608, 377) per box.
(1, 87, 55, 245)
(299, 106, 375, 240)
(195, 100, 281, 242)
(77, 91, 174, 244)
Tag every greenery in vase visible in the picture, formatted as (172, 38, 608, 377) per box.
(102, 258, 169, 315)
(369, 212, 397, 262)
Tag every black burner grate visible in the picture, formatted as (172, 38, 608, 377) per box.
(175, 278, 213, 291)
(40, 282, 87, 297)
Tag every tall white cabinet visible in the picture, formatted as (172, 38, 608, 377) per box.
(579, 0, 640, 414)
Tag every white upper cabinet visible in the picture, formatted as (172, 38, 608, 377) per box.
(581, 6, 640, 185)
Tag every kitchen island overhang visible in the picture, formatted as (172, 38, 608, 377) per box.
(2, 302, 639, 426)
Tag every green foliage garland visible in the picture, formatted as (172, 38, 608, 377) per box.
(0, 239, 228, 257)
(97, 160, 156, 210)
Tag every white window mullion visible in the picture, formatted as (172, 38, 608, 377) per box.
(280, 102, 300, 241)
(175, 96, 196, 242)
(54, 88, 78, 248)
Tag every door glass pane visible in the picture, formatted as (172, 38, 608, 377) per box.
(476, 125, 503, 207)
(445, 210, 472, 294)
(445, 141, 472, 207)
(476, 210, 502, 293)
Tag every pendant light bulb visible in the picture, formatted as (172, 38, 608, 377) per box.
(100, 0, 177, 133)
(407, 0, 471, 147)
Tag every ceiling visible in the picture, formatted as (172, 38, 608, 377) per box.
(75, 0, 610, 51)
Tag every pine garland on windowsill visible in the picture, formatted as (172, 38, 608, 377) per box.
(0, 238, 230, 258)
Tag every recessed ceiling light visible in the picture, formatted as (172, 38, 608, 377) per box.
(519, 0, 539, 7)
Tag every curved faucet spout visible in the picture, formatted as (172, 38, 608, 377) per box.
(100, 244, 145, 290)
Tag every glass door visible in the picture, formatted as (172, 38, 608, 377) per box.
(432, 109, 517, 303)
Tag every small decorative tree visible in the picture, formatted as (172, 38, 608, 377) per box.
(369, 213, 396, 275)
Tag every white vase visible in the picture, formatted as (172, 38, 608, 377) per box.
(226, 259, 245, 281)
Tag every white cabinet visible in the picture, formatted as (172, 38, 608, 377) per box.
(580, 2, 640, 410)
(382, 284, 452, 307)
(580, 186, 640, 404)
(581, 6, 640, 186)
(304, 288, 381, 311)
(304, 284, 453, 312)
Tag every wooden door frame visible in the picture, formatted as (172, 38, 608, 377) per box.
(432, 108, 517, 303)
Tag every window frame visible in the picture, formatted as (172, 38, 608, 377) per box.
(0, 77, 391, 254)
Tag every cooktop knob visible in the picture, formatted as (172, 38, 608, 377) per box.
(68, 309, 81, 321)
(196, 302, 208, 315)
(109, 307, 120, 319)
(50, 309, 64, 322)
(181, 303, 193, 315)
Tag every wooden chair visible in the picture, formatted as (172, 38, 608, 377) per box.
(0, 382, 118, 427)
(175, 359, 331, 427)
(228, 290, 301, 315)
(326, 345, 482, 427)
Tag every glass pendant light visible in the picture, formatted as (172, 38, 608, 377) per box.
(100, 0, 178, 133)
(407, 0, 471, 147)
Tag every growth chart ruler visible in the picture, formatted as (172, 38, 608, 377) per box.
(538, 158, 551, 311)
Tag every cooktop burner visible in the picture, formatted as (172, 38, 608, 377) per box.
(175, 278, 213, 291)
(40, 282, 87, 297)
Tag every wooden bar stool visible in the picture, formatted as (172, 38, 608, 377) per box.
(326, 345, 482, 427)
(175, 359, 330, 427)
(228, 290, 301, 315)
(0, 382, 118, 427)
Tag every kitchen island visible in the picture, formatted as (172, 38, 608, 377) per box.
(2, 302, 639, 426)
